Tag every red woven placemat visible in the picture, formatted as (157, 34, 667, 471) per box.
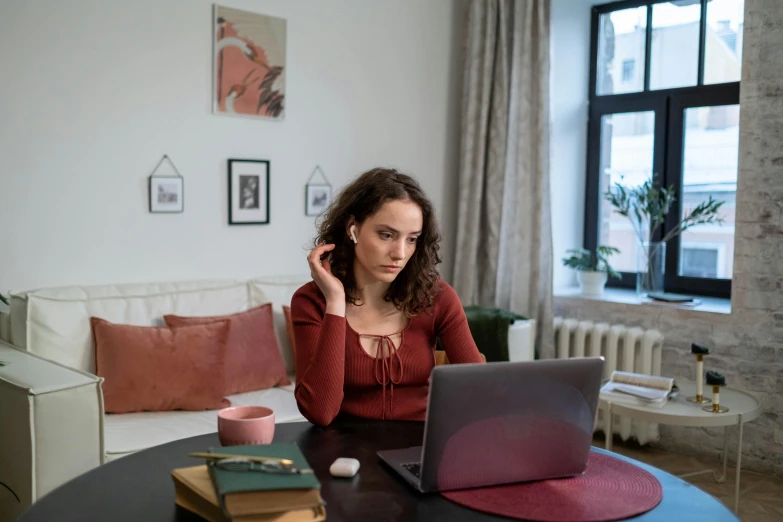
(441, 451, 662, 522)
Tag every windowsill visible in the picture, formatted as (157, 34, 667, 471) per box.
(554, 287, 731, 315)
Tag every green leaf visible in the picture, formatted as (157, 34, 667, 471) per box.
(562, 245, 620, 275)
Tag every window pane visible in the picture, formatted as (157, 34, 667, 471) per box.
(650, 2, 701, 90)
(704, 0, 744, 84)
(681, 247, 719, 278)
(599, 111, 656, 272)
(597, 7, 647, 95)
(678, 105, 738, 279)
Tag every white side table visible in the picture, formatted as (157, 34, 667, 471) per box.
(599, 379, 761, 513)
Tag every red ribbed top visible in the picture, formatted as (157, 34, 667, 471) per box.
(290, 280, 483, 426)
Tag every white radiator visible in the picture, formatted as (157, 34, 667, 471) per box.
(553, 317, 665, 445)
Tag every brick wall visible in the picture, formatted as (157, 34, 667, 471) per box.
(555, 0, 783, 478)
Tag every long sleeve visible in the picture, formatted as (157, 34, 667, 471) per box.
(290, 284, 346, 426)
(435, 282, 485, 364)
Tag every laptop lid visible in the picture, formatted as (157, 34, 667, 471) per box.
(417, 357, 604, 492)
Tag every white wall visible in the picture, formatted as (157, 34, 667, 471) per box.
(550, 0, 592, 289)
(0, 0, 465, 292)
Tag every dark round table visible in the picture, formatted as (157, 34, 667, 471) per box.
(16, 420, 738, 522)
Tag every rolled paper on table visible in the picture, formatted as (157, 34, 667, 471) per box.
(691, 343, 710, 355)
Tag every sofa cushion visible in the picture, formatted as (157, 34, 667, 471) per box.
(164, 304, 290, 395)
(91, 317, 232, 413)
(16, 280, 249, 374)
(248, 276, 310, 374)
(102, 383, 303, 457)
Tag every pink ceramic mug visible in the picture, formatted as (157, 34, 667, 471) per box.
(217, 406, 275, 446)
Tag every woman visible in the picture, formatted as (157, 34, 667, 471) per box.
(291, 167, 483, 427)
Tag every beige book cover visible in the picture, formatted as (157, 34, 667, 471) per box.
(171, 465, 325, 522)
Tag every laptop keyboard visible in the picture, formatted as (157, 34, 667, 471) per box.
(401, 462, 422, 478)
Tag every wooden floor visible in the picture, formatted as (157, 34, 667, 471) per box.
(594, 435, 783, 522)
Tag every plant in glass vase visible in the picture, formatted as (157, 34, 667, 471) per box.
(604, 178, 725, 297)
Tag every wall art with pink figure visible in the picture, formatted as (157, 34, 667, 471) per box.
(212, 5, 286, 120)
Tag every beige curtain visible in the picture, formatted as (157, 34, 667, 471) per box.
(452, 0, 554, 359)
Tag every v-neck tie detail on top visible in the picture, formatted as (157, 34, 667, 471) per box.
(291, 280, 486, 426)
(359, 332, 405, 419)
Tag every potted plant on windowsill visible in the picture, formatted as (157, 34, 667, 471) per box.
(604, 179, 724, 297)
(562, 246, 621, 297)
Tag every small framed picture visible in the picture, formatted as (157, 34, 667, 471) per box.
(149, 176, 184, 213)
(305, 184, 332, 217)
(228, 159, 270, 225)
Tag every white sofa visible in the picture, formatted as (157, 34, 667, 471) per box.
(0, 274, 536, 521)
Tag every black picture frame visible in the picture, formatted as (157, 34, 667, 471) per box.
(228, 159, 270, 225)
(148, 155, 185, 214)
(305, 183, 332, 217)
(148, 175, 184, 214)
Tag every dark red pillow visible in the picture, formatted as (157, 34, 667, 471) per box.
(165, 304, 290, 395)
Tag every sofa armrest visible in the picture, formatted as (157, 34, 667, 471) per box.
(508, 319, 537, 361)
(0, 341, 104, 522)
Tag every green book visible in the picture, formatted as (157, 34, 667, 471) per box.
(206, 443, 322, 517)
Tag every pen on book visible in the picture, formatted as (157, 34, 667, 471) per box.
(188, 452, 294, 466)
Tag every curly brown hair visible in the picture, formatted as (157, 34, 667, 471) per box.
(313, 167, 443, 316)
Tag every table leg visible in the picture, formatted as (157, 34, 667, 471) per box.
(676, 426, 728, 483)
(734, 415, 743, 513)
(677, 425, 729, 483)
(604, 403, 613, 451)
(719, 425, 728, 483)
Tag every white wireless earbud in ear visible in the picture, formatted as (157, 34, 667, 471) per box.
(350, 226, 358, 244)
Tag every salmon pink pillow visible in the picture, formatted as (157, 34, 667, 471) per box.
(91, 317, 232, 414)
(164, 304, 291, 395)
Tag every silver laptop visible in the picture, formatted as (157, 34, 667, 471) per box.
(377, 356, 604, 493)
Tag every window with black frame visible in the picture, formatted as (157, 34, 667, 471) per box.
(584, 0, 743, 299)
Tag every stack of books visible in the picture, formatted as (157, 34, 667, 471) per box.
(171, 443, 326, 522)
(600, 370, 677, 409)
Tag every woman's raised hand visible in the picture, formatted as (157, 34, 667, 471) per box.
(307, 243, 346, 311)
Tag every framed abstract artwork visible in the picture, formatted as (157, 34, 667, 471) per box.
(213, 5, 287, 120)
(228, 159, 270, 225)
